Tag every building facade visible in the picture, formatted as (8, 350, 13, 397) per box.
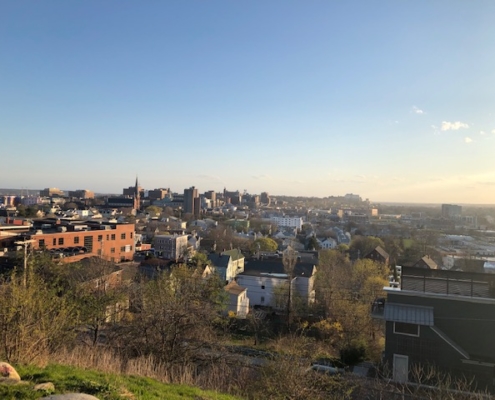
(373, 266, 495, 392)
(270, 216, 304, 231)
(154, 234, 188, 260)
(25, 219, 135, 262)
(184, 186, 200, 217)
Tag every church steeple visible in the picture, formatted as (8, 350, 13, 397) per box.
(134, 176, 140, 211)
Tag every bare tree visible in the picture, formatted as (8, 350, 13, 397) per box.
(282, 246, 298, 327)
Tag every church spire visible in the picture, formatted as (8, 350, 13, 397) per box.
(134, 175, 140, 211)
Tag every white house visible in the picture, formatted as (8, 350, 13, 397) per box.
(224, 281, 249, 318)
(318, 237, 337, 249)
(208, 249, 245, 283)
(236, 259, 316, 310)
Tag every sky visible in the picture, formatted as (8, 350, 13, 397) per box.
(1, 1, 495, 204)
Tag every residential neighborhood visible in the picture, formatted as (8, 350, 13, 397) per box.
(1, 180, 495, 397)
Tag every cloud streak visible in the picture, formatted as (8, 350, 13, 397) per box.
(441, 121, 469, 131)
(412, 106, 424, 115)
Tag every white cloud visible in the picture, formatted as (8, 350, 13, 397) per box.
(492, 129, 495, 134)
(465, 137, 473, 144)
(441, 121, 469, 131)
(480, 131, 486, 135)
(412, 106, 424, 115)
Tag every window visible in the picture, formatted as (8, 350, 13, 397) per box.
(120, 246, 125, 252)
(261, 296, 265, 303)
(130, 232, 133, 239)
(261, 285, 265, 289)
(106, 234, 110, 241)
(58, 238, 64, 245)
(39, 239, 45, 247)
(394, 322, 420, 337)
(53, 238, 56, 246)
(74, 236, 80, 244)
(121, 233, 126, 240)
(111, 234, 116, 240)
(98, 235, 103, 242)
(111, 248, 115, 254)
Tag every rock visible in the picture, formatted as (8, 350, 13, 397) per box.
(0, 362, 21, 382)
(38, 394, 100, 400)
(34, 382, 55, 392)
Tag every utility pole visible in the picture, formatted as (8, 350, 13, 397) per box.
(15, 239, 35, 287)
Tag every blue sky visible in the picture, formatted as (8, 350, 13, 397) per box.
(1, 1, 494, 203)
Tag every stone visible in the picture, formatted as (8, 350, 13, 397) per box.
(38, 394, 100, 400)
(34, 382, 55, 392)
(0, 362, 21, 382)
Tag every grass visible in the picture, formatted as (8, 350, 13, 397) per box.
(0, 364, 241, 400)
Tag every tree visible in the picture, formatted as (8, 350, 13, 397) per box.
(0, 254, 80, 364)
(282, 246, 298, 326)
(251, 237, 278, 253)
(314, 250, 388, 360)
(307, 235, 320, 250)
(70, 258, 130, 346)
(349, 236, 385, 259)
(382, 236, 403, 266)
(145, 205, 162, 217)
(187, 252, 211, 269)
(123, 264, 226, 364)
(62, 202, 78, 211)
(163, 206, 174, 217)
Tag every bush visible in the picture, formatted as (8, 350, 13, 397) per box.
(339, 339, 367, 366)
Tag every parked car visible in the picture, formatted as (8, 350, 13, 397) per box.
(306, 363, 345, 376)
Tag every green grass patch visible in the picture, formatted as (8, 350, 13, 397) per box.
(402, 238, 414, 249)
(0, 364, 241, 400)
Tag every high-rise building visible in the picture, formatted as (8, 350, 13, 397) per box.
(184, 186, 200, 217)
(442, 204, 462, 218)
(204, 190, 216, 204)
(260, 192, 270, 206)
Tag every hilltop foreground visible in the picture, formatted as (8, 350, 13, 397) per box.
(0, 364, 239, 400)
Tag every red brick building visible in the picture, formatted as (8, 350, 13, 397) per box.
(25, 219, 135, 263)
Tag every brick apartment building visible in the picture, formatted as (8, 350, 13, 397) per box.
(24, 219, 135, 263)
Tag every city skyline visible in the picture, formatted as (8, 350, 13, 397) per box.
(2, 2, 494, 204)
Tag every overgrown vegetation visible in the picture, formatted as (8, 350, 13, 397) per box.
(0, 249, 488, 399)
(0, 363, 241, 400)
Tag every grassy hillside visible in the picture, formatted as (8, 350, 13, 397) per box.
(0, 364, 241, 400)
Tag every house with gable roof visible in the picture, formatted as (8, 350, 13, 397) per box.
(207, 248, 245, 283)
(365, 245, 390, 266)
(412, 255, 438, 270)
(318, 237, 337, 250)
(224, 280, 249, 318)
(236, 257, 317, 309)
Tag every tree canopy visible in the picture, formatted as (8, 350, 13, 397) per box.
(251, 237, 278, 253)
